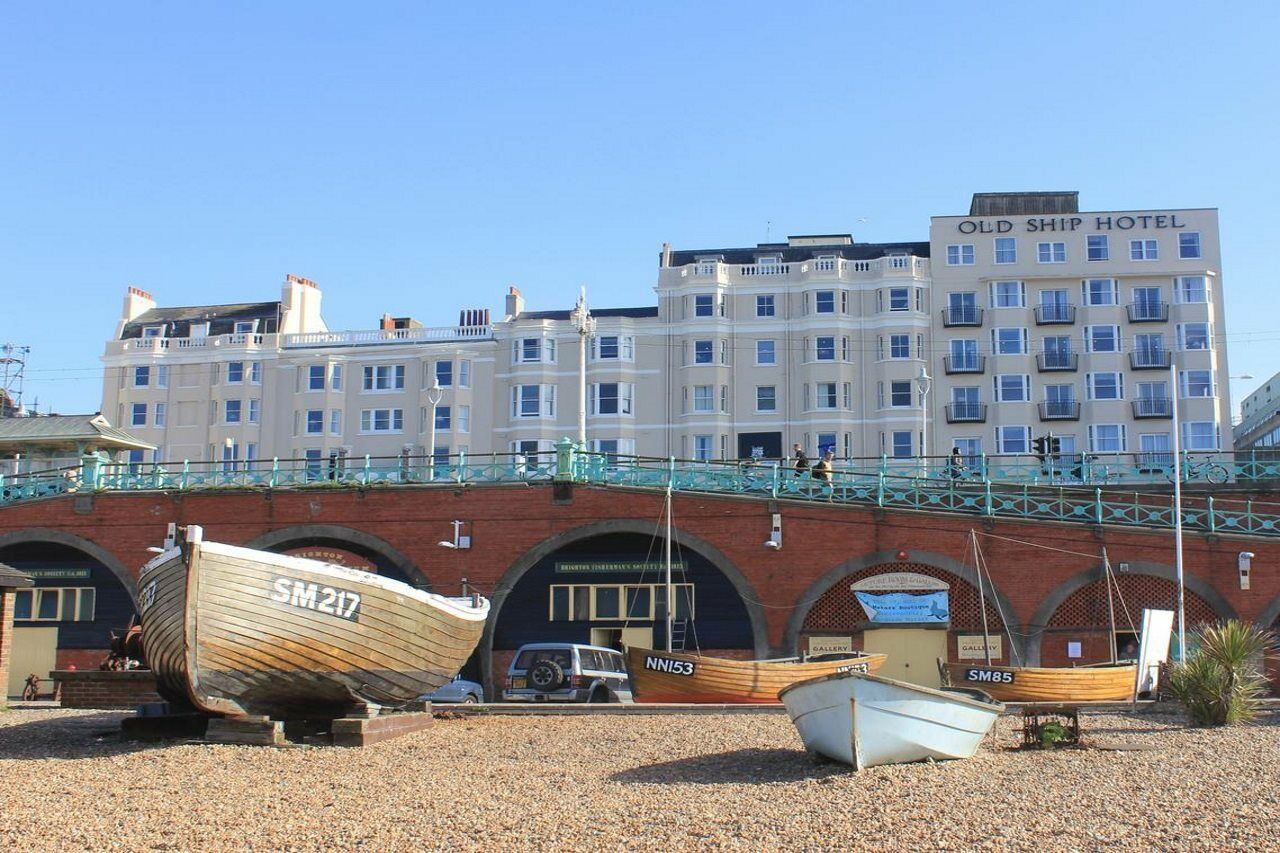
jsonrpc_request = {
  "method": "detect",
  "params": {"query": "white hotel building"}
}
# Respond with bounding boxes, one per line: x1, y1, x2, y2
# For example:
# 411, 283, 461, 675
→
101, 192, 1230, 470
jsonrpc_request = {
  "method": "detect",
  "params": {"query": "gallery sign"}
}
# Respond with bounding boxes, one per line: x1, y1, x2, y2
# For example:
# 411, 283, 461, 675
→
851, 572, 948, 592
806, 635, 853, 656
957, 635, 1003, 660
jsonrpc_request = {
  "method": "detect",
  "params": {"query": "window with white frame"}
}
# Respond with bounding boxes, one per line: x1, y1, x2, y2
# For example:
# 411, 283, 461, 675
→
1177, 322, 1211, 351
13, 587, 96, 622
814, 382, 838, 410
992, 327, 1028, 355
363, 365, 405, 391
814, 290, 836, 314
889, 334, 910, 359
694, 294, 715, 317
233, 320, 256, 335
224, 400, 242, 424
994, 374, 1030, 402
994, 237, 1017, 264
133, 366, 150, 387
512, 385, 555, 417
1084, 325, 1120, 353
330, 364, 342, 391
156, 365, 169, 388
360, 408, 404, 432
305, 409, 323, 434
946, 244, 975, 265
250, 362, 261, 384
888, 287, 910, 311
1086, 234, 1109, 261
693, 340, 713, 364
1086, 372, 1123, 400
1179, 232, 1202, 259
435, 361, 453, 388
458, 359, 472, 386
756, 340, 776, 365
226, 361, 245, 384
591, 382, 634, 415
1175, 276, 1209, 303
154, 403, 166, 427
435, 406, 451, 431
890, 381, 912, 407
1130, 239, 1158, 260
693, 435, 714, 461
1089, 424, 1127, 452
815, 336, 836, 361
515, 337, 556, 364
1037, 242, 1067, 263
891, 431, 913, 458
1181, 421, 1219, 450
692, 385, 714, 412
1083, 278, 1117, 306
131, 402, 147, 427
996, 426, 1030, 454
756, 386, 776, 412
328, 408, 340, 434
1180, 370, 1215, 398
141, 325, 163, 339
457, 405, 470, 433
756, 295, 775, 317
308, 365, 326, 391
991, 281, 1025, 308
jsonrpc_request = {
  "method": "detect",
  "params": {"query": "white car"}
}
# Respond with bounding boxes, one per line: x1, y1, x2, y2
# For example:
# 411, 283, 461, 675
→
422, 675, 485, 704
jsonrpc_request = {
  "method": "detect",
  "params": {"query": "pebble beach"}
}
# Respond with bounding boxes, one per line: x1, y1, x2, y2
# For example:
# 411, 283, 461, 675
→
1, 707, 1276, 851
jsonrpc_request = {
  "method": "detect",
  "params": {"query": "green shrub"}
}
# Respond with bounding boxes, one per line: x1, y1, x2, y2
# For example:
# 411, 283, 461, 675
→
1167, 620, 1273, 726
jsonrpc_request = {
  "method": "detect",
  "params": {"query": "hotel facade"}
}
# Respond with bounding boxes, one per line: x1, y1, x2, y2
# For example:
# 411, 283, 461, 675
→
101, 192, 1230, 471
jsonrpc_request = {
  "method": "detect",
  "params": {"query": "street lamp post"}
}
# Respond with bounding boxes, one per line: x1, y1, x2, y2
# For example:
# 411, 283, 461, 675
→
569, 287, 596, 448
427, 378, 443, 480
915, 366, 932, 474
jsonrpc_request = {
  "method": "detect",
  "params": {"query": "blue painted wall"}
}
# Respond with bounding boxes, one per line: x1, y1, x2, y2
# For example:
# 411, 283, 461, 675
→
1, 543, 135, 650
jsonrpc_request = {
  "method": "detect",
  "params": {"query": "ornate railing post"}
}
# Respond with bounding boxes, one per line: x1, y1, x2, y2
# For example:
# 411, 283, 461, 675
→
770, 462, 779, 500
457, 450, 467, 484
983, 480, 993, 516
1206, 496, 1216, 534
553, 437, 578, 482
80, 453, 102, 490
1094, 488, 1104, 524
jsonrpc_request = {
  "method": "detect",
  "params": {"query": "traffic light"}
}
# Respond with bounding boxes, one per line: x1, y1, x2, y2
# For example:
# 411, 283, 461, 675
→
1049, 435, 1062, 455
1032, 435, 1050, 463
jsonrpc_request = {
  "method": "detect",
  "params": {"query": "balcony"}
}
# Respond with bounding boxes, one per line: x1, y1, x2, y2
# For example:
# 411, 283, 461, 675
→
109, 333, 271, 355
945, 402, 987, 423
943, 354, 986, 374
1132, 398, 1173, 419
669, 255, 930, 286
1036, 352, 1079, 372
282, 324, 494, 349
1034, 304, 1077, 325
942, 306, 983, 327
1038, 401, 1081, 421
1127, 301, 1169, 322
1130, 350, 1172, 370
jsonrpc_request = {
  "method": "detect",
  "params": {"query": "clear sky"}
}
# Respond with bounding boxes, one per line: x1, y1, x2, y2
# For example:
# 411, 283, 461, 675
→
3, 2, 1278, 415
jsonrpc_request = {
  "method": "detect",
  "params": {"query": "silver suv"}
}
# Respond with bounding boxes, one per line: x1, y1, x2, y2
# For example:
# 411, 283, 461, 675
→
503, 643, 632, 703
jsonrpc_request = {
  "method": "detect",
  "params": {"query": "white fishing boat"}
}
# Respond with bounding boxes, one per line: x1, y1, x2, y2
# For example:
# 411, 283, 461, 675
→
780, 670, 1003, 769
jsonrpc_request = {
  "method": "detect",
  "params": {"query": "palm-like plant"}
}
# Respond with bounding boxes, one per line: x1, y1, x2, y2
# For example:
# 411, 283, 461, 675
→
1167, 620, 1275, 726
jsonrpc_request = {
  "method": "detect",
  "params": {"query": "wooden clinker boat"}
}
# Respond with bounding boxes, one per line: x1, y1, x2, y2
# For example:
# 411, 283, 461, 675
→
626, 646, 887, 704
139, 525, 489, 718
940, 661, 1137, 703
781, 670, 1003, 769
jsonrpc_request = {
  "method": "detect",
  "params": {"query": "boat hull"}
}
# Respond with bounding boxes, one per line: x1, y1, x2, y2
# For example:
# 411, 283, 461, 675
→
626, 647, 887, 704
780, 671, 1003, 769
942, 662, 1137, 703
139, 535, 489, 718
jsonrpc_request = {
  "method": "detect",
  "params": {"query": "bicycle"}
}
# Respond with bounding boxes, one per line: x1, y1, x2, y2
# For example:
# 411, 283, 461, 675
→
1166, 455, 1229, 485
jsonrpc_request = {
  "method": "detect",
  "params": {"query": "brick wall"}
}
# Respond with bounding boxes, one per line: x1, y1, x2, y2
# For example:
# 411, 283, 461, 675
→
53, 670, 161, 709
0, 589, 12, 707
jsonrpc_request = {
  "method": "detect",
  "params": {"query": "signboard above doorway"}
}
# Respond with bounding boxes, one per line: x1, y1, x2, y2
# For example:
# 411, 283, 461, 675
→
851, 572, 949, 592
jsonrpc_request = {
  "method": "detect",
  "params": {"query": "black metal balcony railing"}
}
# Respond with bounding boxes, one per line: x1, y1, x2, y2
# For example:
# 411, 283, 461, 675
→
1132, 397, 1173, 418
1036, 352, 1079, 371
1130, 350, 1172, 369
1127, 301, 1170, 322
1038, 400, 1081, 420
945, 402, 987, 423
942, 306, 983, 327
943, 354, 986, 374
1035, 304, 1077, 325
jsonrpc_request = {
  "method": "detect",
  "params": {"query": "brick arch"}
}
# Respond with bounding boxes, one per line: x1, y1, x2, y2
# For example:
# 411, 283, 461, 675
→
781, 549, 1022, 663
243, 525, 427, 588
478, 519, 768, 693
0, 528, 138, 604
801, 562, 1003, 633
1258, 595, 1280, 632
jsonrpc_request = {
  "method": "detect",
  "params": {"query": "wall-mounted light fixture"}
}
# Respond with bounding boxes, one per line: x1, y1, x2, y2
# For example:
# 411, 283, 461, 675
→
1238, 551, 1255, 590
764, 513, 782, 550
438, 520, 471, 550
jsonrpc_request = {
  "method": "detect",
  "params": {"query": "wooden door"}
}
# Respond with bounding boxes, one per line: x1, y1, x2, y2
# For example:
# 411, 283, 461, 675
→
863, 628, 948, 687
7, 626, 58, 698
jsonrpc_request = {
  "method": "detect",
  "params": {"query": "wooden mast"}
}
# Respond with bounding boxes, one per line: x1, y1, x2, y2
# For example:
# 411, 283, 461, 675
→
972, 529, 992, 665
1103, 548, 1118, 665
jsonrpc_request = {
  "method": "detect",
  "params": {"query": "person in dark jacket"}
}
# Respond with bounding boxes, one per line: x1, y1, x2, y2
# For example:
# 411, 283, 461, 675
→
792, 443, 809, 477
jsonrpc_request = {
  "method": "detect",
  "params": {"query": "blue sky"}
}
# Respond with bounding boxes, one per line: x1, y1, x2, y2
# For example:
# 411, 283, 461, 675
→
3, 2, 1278, 414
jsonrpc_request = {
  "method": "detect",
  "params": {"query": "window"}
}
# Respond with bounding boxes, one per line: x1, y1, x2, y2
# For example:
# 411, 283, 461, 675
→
595, 335, 619, 359
692, 385, 714, 412
693, 340, 713, 364
1181, 421, 1219, 450
815, 337, 836, 361
1133, 286, 1163, 310
224, 400, 242, 424
1134, 333, 1165, 362
142, 326, 163, 339
154, 403, 167, 427
250, 362, 262, 384
1130, 239, 1158, 261
156, 365, 169, 388
360, 408, 404, 432
226, 362, 244, 384
1089, 424, 1127, 452
889, 334, 911, 359
694, 294, 715, 317
947, 244, 975, 265
234, 320, 256, 335
992, 281, 1025, 308
950, 338, 979, 367
1179, 232, 1202, 259
458, 359, 472, 386
693, 435, 713, 461
756, 386, 776, 412
814, 382, 838, 410
435, 406, 451, 430
997, 426, 1030, 454
548, 583, 693, 622
1084, 325, 1120, 353
890, 381, 912, 407
308, 365, 326, 390
948, 292, 978, 324
1180, 370, 1215, 398
13, 587, 95, 623
131, 403, 147, 427
435, 361, 453, 388
1045, 383, 1075, 404
888, 287, 910, 311
1175, 276, 1209, 303
133, 366, 150, 388
815, 291, 836, 314
515, 337, 555, 363
994, 375, 1030, 402
592, 383, 633, 415
1083, 278, 1117, 306
305, 409, 323, 434
363, 365, 405, 391
994, 237, 1017, 264
891, 431, 913, 458
329, 364, 341, 391
512, 385, 555, 417
756, 340, 776, 365
304, 448, 323, 481
1087, 372, 1123, 400
457, 405, 470, 433
1037, 242, 1067, 263
1086, 235, 1109, 261
756, 295, 775, 317
1178, 322, 1211, 351
992, 327, 1028, 355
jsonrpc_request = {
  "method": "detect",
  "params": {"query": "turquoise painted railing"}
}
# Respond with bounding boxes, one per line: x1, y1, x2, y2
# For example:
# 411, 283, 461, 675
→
5, 445, 1280, 537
